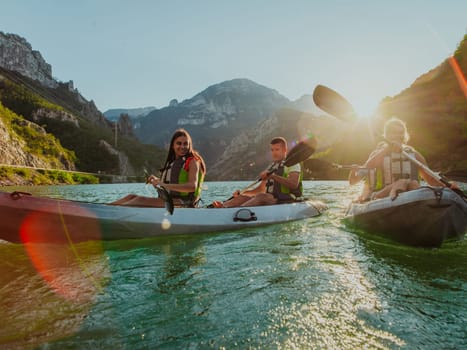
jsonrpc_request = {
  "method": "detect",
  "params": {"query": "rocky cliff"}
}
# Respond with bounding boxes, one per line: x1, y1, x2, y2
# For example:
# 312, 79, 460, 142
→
0, 115, 50, 168
0, 32, 57, 88
0, 31, 107, 127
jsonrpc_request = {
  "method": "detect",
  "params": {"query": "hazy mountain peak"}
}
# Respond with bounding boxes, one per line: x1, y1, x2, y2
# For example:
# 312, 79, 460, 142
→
187, 78, 287, 103
103, 106, 157, 121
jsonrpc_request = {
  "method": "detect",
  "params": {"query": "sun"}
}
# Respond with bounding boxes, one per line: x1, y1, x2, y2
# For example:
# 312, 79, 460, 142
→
352, 99, 378, 119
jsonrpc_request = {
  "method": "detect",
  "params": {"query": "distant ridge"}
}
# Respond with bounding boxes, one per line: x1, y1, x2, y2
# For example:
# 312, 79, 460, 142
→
104, 106, 157, 121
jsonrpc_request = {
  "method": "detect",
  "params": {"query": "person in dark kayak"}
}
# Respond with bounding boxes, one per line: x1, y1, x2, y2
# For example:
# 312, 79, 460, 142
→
110, 128, 206, 207
212, 137, 302, 207
349, 117, 456, 201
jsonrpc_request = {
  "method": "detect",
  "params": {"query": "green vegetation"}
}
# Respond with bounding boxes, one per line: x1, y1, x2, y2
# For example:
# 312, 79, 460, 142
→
0, 78, 63, 116
0, 166, 99, 185
453, 34, 466, 61
0, 101, 76, 168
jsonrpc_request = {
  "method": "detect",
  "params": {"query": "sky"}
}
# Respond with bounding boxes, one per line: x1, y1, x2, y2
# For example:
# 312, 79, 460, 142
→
1, 0, 466, 116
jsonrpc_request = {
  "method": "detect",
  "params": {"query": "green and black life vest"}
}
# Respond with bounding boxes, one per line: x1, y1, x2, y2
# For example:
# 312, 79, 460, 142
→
161, 156, 204, 206
265, 162, 303, 201
369, 148, 419, 191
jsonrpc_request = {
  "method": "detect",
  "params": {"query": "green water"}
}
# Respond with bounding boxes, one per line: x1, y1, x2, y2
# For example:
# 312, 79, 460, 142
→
0, 181, 466, 349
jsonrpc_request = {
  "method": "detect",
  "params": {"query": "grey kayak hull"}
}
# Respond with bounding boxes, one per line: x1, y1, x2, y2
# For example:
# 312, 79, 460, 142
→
344, 187, 467, 247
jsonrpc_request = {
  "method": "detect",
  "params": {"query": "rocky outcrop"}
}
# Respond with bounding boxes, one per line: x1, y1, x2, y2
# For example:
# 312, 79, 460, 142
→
32, 108, 80, 128
116, 113, 134, 137
0, 117, 64, 169
99, 140, 136, 176
0, 31, 58, 88
75, 97, 108, 126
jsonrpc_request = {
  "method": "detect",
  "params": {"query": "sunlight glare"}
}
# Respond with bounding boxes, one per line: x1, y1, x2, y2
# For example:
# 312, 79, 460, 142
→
353, 99, 378, 119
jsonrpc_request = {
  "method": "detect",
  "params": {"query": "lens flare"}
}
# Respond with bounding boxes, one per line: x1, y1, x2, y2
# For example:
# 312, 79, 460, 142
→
19, 201, 105, 302
448, 55, 467, 98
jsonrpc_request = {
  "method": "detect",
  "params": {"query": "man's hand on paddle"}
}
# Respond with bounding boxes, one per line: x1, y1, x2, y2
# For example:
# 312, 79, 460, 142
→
259, 170, 272, 180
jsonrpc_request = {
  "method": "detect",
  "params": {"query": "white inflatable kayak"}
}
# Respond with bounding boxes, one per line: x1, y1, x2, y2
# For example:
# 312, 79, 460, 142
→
345, 186, 467, 247
0, 191, 327, 243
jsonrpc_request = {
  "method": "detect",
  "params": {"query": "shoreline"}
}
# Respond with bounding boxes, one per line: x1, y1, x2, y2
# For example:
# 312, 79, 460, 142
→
0, 165, 146, 186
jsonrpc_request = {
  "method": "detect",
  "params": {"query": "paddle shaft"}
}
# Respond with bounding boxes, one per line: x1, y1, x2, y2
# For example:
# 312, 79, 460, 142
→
401, 150, 450, 187
225, 164, 278, 200
399, 150, 466, 199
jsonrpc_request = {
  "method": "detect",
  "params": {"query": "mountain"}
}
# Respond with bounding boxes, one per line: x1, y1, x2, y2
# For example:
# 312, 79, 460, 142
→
134, 78, 291, 168
132, 79, 358, 179
208, 108, 344, 180
0, 31, 165, 178
104, 106, 157, 121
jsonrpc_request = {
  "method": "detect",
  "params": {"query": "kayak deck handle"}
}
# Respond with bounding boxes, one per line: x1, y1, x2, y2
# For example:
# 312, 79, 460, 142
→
233, 209, 257, 222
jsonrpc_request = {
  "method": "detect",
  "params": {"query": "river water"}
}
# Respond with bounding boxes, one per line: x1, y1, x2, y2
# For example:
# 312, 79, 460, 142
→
1, 181, 466, 349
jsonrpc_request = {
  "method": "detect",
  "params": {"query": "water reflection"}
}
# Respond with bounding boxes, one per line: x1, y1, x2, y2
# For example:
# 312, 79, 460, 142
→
0, 241, 109, 349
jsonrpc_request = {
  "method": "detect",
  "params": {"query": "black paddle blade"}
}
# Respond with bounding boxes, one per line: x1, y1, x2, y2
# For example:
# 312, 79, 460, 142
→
284, 137, 317, 167
156, 185, 174, 215
313, 85, 357, 123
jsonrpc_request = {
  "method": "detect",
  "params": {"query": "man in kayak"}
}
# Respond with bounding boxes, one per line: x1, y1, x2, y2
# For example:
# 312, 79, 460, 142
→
110, 128, 206, 207
213, 137, 302, 207
349, 117, 456, 201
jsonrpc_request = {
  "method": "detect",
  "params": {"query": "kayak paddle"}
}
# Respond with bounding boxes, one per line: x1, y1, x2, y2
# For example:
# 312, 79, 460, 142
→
312, 85, 467, 200
312, 85, 357, 123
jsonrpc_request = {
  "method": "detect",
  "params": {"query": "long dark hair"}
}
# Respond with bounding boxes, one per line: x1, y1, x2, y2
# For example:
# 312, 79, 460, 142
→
160, 128, 206, 175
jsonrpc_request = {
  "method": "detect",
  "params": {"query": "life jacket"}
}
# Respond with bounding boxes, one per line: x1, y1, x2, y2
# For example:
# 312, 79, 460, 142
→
161, 156, 204, 206
265, 162, 303, 201
369, 147, 419, 191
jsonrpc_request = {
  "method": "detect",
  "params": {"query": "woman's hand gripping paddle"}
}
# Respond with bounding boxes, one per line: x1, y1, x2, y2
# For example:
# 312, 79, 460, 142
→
312, 85, 467, 200
144, 170, 175, 215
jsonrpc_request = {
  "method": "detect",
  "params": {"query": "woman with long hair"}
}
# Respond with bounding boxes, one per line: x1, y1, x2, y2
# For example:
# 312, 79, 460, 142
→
110, 128, 206, 207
